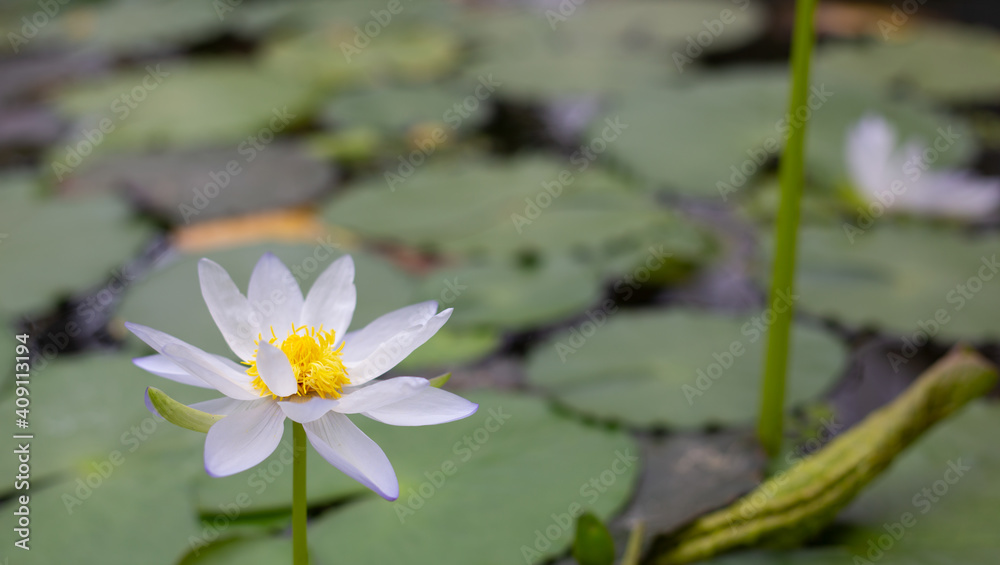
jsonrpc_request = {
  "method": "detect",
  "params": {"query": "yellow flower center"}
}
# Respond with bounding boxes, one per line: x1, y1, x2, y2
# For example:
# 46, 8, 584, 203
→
245, 324, 350, 399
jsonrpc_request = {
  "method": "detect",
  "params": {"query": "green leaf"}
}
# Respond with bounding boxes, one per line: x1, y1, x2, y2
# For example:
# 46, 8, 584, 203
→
574, 512, 616, 565
147, 387, 222, 433
427, 373, 452, 388
189, 391, 640, 565
526, 309, 845, 428
0, 174, 155, 316
763, 224, 1000, 340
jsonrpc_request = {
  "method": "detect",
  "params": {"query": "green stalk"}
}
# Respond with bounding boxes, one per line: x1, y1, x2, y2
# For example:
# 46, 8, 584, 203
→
758, 0, 820, 457
292, 422, 309, 565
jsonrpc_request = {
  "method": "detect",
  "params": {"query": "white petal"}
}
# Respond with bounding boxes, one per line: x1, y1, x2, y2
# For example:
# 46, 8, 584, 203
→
333, 377, 428, 414
133, 354, 212, 388
363, 387, 479, 426
341, 301, 439, 362
199, 259, 259, 359
247, 253, 304, 341
126, 322, 259, 400
344, 308, 452, 386
255, 342, 299, 397
846, 115, 895, 197
304, 412, 398, 500
204, 401, 285, 477
278, 396, 339, 423
300, 255, 356, 339
189, 397, 265, 416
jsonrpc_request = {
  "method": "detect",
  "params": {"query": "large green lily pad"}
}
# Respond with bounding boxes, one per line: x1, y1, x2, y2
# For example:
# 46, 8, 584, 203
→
595, 70, 976, 196
118, 243, 417, 361
462, 0, 764, 98
0, 353, 209, 484
61, 142, 332, 224
689, 401, 1000, 565
0, 174, 155, 316
323, 157, 712, 280
815, 24, 1000, 104
526, 309, 845, 428
188, 391, 640, 565
53, 60, 318, 153
768, 224, 1000, 340
413, 256, 606, 331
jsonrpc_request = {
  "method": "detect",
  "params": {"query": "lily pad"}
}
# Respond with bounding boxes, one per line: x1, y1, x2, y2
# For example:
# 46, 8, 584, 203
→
34, 0, 225, 56
53, 60, 318, 153
768, 224, 1000, 340
118, 243, 417, 361
189, 391, 640, 565
525, 309, 845, 428
323, 157, 712, 281
0, 174, 155, 316
815, 24, 1000, 104
322, 83, 489, 134
462, 0, 765, 99
688, 402, 1000, 565
594, 70, 976, 196
60, 141, 333, 224
414, 256, 606, 331
0, 353, 209, 484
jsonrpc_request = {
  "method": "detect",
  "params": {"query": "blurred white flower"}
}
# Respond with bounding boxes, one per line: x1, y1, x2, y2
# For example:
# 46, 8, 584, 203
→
127, 253, 477, 500
845, 115, 1000, 219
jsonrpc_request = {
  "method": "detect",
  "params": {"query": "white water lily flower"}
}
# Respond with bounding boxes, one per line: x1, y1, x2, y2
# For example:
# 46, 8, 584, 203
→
846, 115, 1000, 219
126, 253, 478, 500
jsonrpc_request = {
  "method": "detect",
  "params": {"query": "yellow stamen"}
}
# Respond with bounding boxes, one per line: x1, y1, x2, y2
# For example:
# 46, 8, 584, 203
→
244, 324, 350, 399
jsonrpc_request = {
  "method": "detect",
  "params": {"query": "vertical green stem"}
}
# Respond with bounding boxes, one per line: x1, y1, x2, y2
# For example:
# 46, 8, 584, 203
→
292, 422, 309, 565
758, 0, 819, 457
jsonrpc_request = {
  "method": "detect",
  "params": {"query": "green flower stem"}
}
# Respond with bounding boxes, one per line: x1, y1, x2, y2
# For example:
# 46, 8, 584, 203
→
292, 422, 309, 565
758, 0, 820, 457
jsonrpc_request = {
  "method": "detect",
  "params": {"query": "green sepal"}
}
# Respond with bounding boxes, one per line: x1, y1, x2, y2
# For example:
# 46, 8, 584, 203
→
146, 387, 223, 433
428, 372, 452, 388
573, 512, 616, 565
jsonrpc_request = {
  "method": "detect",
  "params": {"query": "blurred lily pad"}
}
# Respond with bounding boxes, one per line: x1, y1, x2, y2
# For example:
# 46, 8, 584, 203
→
54, 60, 318, 153
322, 83, 488, 134
595, 70, 976, 196
0, 353, 209, 484
189, 391, 640, 565
261, 25, 461, 89
526, 310, 845, 428
462, 0, 764, 99
815, 24, 1000, 104
0, 174, 155, 316
118, 243, 416, 360
415, 256, 606, 331
689, 402, 1000, 565
767, 225, 1000, 341
34, 0, 224, 56
323, 157, 712, 281
60, 142, 333, 224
